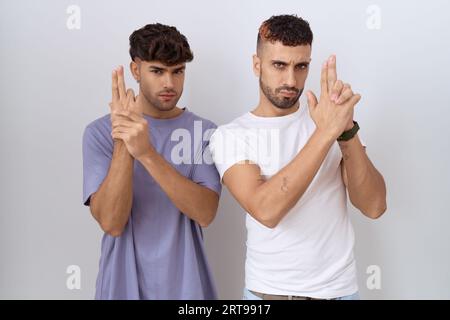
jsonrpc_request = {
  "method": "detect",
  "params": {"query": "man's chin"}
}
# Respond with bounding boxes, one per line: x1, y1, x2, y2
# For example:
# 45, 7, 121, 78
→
274, 104, 296, 110
272, 98, 299, 110
155, 104, 177, 112
152, 99, 179, 112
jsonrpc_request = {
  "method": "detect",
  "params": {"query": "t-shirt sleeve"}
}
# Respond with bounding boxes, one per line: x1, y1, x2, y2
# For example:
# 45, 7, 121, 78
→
82, 124, 113, 206
209, 126, 257, 182
190, 126, 222, 196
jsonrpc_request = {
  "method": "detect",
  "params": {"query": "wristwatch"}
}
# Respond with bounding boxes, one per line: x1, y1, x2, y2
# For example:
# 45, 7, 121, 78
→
337, 121, 359, 141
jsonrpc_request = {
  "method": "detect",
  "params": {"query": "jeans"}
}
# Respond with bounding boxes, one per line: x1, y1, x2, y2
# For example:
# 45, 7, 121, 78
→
242, 288, 360, 300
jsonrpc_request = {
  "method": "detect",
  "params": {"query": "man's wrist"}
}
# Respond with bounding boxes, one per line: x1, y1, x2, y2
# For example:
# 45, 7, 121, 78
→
314, 128, 338, 145
338, 134, 358, 147
113, 140, 132, 158
344, 120, 354, 131
136, 146, 157, 163
337, 121, 359, 142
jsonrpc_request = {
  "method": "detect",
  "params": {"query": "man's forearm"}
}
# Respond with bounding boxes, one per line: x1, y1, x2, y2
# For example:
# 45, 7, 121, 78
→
137, 148, 219, 227
250, 129, 336, 227
90, 140, 134, 236
339, 134, 387, 218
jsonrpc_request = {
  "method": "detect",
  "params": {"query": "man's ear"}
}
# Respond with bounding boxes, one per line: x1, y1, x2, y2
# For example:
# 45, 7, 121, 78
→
130, 60, 140, 83
252, 54, 261, 77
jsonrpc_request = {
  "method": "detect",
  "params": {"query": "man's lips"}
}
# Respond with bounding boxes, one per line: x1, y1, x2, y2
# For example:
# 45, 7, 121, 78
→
159, 93, 176, 100
279, 90, 298, 98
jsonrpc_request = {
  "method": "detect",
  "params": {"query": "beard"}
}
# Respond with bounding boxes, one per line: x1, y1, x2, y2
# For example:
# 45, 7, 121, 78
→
259, 75, 303, 110
140, 85, 182, 112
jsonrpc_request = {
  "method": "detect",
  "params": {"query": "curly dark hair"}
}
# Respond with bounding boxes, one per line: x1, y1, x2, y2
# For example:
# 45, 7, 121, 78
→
129, 23, 193, 66
257, 15, 313, 52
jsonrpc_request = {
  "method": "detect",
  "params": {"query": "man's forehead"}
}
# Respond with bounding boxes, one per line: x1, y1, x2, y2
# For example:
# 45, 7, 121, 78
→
137, 59, 185, 69
261, 41, 312, 62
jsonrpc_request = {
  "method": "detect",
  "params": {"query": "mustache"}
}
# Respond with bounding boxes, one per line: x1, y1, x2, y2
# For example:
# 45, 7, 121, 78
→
275, 86, 300, 94
158, 89, 177, 95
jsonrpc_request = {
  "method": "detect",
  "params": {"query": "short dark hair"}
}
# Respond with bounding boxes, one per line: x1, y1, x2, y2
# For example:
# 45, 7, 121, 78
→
257, 15, 313, 53
129, 23, 193, 65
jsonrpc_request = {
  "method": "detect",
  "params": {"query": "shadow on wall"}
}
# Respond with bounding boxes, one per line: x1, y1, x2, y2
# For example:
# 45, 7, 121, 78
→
351, 206, 385, 299
204, 188, 247, 299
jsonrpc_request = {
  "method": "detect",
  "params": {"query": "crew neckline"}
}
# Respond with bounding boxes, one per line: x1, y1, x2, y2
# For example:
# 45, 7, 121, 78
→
143, 107, 189, 125
246, 105, 305, 123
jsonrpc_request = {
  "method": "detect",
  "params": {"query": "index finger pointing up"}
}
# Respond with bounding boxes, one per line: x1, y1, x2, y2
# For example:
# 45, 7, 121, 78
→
117, 65, 127, 100
320, 60, 328, 97
327, 55, 337, 94
112, 70, 119, 102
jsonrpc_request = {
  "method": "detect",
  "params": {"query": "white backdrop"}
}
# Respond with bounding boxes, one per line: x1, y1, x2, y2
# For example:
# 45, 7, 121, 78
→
1, 0, 449, 299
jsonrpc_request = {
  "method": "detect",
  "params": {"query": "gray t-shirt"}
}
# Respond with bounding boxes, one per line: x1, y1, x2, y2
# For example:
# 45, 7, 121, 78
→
82, 108, 221, 299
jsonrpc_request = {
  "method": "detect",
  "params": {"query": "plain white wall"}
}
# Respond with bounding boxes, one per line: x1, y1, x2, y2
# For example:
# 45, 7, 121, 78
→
1, 0, 449, 299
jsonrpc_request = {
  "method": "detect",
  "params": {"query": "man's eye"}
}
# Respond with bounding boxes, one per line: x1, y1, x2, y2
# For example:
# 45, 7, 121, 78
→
296, 64, 308, 70
151, 70, 162, 74
174, 69, 184, 74
274, 63, 284, 69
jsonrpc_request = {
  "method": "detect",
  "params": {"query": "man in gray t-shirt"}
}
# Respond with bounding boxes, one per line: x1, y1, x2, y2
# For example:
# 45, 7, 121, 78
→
82, 23, 221, 299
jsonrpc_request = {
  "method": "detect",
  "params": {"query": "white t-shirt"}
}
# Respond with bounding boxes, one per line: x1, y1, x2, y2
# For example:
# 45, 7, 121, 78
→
209, 105, 364, 299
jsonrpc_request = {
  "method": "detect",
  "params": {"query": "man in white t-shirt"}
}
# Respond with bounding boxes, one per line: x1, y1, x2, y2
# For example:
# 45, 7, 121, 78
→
209, 14, 387, 300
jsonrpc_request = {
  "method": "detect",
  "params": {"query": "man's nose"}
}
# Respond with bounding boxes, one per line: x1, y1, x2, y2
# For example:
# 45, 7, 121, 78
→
163, 74, 175, 89
284, 69, 297, 88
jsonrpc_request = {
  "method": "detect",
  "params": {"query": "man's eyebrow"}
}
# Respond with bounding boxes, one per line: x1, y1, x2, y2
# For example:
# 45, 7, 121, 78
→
271, 60, 288, 65
149, 65, 166, 71
271, 60, 311, 65
173, 66, 186, 72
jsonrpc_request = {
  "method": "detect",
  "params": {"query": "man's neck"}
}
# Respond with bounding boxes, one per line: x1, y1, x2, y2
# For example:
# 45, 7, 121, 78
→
143, 106, 184, 119
138, 95, 184, 119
